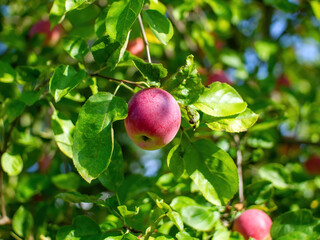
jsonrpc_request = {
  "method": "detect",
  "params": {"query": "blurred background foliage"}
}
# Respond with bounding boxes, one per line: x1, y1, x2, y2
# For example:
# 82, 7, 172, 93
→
0, 0, 320, 239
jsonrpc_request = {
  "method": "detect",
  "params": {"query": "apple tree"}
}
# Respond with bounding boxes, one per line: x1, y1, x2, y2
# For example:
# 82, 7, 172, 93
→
0, 0, 320, 239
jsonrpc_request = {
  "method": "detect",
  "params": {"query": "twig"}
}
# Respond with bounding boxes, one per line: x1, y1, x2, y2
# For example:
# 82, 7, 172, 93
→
138, 14, 152, 63
0, 117, 19, 156
0, 170, 10, 225
90, 73, 146, 89
234, 134, 244, 203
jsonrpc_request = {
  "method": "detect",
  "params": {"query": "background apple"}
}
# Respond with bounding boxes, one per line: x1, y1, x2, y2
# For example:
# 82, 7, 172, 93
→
125, 88, 181, 150
127, 37, 144, 57
206, 70, 232, 86
38, 154, 53, 173
29, 20, 64, 46
276, 74, 291, 88
233, 209, 273, 240
304, 155, 320, 175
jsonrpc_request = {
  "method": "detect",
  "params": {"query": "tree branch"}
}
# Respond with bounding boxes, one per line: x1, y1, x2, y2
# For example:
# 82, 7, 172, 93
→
234, 134, 244, 204
90, 73, 145, 89
138, 14, 152, 63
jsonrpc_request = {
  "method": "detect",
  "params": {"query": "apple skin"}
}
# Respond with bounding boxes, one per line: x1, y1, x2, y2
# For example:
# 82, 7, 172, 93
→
304, 155, 320, 175
127, 38, 144, 57
38, 155, 53, 173
233, 209, 273, 240
29, 20, 64, 46
125, 88, 181, 150
276, 74, 291, 88
206, 70, 232, 86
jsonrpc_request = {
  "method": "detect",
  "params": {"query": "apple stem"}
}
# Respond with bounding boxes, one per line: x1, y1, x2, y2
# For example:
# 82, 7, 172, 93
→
138, 14, 152, 64
234, 134, 244, 203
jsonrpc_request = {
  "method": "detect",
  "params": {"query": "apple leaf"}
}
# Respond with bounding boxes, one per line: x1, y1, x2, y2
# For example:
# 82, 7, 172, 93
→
0, 98, 25, 123
49, 0, 65, 27
182, 138, 238, 206
19, 90, 43, 106
204, 0, 232, 21
263, 0, 299, 12
91, 35, 126, 69
131, 55, 167, 87
12, 206, 34, 238
164, 55, 204, 105
181, 206, 220, 231
143, 9, 174, 45
98, 142, 124, 192
1, 152, 23, 176
0, 61, 16, 83
194, 82, 247, 117
258, 163, 291, 189
52, 172, 81, 191
62, 36, 89, 61
271, 209, 320, 239
72, 92, 127, 183
56, 192, 100, 203
311, 1, 320, 21
106, 0, 144, 44
51, 111, 74, 159
245, 181, 273, 205
49, 65, 86, 103
204, 108, 259, 132
95, 7, 109, 38
167, 144, 184, 179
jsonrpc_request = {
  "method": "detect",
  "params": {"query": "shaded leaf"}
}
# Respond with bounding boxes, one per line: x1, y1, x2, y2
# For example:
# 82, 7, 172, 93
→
167, 144, 184, 179
1, 152, 23, 176
12, 206, 33, 238
52, 172, 81, 191
258, 163, 291, 189
63, 36, 89, 61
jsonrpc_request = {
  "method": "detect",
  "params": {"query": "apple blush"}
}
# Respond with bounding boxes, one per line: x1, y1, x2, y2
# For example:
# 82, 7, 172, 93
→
125, 88, 181, 150
233, 209, 273, 240
304, 155, 320, 175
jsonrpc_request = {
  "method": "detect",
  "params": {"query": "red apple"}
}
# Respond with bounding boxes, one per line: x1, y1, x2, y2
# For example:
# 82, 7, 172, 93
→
206, 70, 232, 86
233, 209, 273, 240
127, 38, 144, 57
125, 88, 181, 150
38, 155, 53, 173
276, 74, 291, 88
29, 20, 64, 46
304, 155, 320, 175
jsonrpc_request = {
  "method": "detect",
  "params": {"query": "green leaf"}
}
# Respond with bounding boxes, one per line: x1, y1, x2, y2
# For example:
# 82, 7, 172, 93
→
182, 138, 238, 206
19, 90, 43, 106
56, 215, 101, 240
49, 0, 66, 27
66, 0, 93, 12
176, 231, 199, 240
311, 1, 320, 20
17, 174, 50, 202
91, 35, 124, 69
271, 209, 320, 238
170, 196, 197, 212
16, 66, 40, 84
277, 232, 309, 240
263, 0, 299, 12
52, 172, 81, 191
132, 56, 167, 87
1, 153, 23, 176
245, 181, 273, 205
98, 142, 124, 191
0, 61, 16, 83
62, 36, 89, 61
117, 205, 139, 217
106, 0, 144, 44
181, 206, 219, 231
49, 65, 86, 102
56, 192, 100, 203
0, 98, 25, 122
12, 206, 34, 238
194, 82, 247, 117
143, 9, 174, 45
51, 110, 75, 159
254, 41, 278, 61
164, 55, 204, 105
204, 0, 232, 20
220, 50, 243, 68
167, 144, 184, 179
72, 92, 127, 183
258, 163, 291, 189
95, 7, 109, 37
204, 108, 259, 132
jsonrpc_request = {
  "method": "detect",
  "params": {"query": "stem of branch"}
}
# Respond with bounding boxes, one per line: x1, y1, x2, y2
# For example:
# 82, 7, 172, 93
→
0, 170, 10, 225
90, 73, 146, 89
234, 134, 244, 204
138, 14, 152, 63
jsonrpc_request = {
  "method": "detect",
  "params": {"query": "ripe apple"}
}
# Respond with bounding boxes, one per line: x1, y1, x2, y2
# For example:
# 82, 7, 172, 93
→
304, 155, 320, 175
206, 70, 232, 86
276, 74, 291, 88
125, 88, 181, 150
29, 20, 64, 46
233, 209, 273, 240
127, 38, 144, 57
